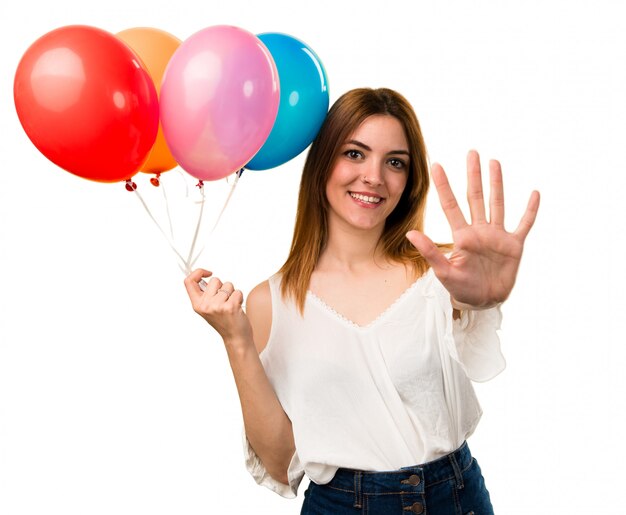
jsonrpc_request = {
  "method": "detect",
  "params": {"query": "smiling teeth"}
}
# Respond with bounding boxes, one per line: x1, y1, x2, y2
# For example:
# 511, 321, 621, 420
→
350, 193, 382, 204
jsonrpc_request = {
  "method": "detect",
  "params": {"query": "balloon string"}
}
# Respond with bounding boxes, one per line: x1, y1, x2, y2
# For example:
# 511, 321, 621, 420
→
211, 168, 243, 232
190, 168, 244, 267
186, 182, 206, 271
190, 245, 205, 270
132, 187, 190, 272
161, 180, 175, 241
176, 169, 190, 198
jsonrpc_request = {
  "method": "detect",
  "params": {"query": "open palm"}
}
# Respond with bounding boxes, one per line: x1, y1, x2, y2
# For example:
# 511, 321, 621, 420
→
406, 150, 540, 309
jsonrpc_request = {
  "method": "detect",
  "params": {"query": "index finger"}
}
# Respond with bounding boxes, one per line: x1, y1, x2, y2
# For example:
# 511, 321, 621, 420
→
184, 269, 213, 301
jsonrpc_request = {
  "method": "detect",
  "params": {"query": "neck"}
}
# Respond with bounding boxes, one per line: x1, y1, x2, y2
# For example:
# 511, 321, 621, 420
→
317, 220, 388, 273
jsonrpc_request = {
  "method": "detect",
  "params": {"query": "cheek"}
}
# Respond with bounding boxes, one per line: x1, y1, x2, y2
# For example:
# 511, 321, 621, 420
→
325, 165, 352, 197
324, 181, 336, 202
385, 174, 409, 211
392, 173, 409, 197
324, 177, 344, 208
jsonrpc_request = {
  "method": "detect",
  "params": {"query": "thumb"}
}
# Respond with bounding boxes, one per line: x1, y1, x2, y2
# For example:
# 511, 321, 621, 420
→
405, 230, 450, 277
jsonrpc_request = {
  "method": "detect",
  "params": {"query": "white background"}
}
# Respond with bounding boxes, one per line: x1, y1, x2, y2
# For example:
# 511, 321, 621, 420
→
1, 1, 625, 513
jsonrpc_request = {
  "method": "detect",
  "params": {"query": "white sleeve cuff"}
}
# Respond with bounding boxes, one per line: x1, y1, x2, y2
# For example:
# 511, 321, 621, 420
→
242, 429, 303, 498
448, 304, 506, 382
430, 270, 506, 382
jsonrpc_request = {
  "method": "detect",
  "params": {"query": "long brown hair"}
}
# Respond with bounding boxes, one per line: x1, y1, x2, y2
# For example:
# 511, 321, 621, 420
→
279, 88, 441, 312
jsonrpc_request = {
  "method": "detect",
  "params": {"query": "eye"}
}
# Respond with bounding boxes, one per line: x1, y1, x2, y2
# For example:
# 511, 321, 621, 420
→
344, 149, 364, 160
388, 158, 407, 169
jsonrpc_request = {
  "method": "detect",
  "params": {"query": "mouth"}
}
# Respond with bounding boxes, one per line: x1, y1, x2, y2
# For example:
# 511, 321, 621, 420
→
349, 192, 384, 205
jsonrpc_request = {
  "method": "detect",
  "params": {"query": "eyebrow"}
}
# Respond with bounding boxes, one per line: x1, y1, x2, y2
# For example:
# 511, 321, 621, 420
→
345, 139, 410, 156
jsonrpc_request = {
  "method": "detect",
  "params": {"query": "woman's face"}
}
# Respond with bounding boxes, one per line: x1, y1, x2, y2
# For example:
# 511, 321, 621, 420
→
325, 114, 410, 234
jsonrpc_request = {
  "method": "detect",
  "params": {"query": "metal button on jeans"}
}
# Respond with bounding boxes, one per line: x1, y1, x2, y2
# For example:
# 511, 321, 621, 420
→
404, 501, 423, 514
401, 473, 421, 486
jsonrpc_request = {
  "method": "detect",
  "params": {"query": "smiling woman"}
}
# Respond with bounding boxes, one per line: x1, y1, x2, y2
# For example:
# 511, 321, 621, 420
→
325, 115, 409, 234
183, 88, 540, 515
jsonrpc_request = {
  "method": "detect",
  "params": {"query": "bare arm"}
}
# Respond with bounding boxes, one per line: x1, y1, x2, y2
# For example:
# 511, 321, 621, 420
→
184, 271, 295, 485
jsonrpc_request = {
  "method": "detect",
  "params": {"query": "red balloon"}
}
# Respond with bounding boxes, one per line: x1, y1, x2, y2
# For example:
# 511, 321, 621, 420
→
14, 25, 159, 183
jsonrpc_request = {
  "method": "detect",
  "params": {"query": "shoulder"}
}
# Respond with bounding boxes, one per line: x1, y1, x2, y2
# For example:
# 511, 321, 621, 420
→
246, 280, 272, 355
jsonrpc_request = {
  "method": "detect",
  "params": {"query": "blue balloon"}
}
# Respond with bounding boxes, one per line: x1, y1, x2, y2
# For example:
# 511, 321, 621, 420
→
246, 33, 329, 170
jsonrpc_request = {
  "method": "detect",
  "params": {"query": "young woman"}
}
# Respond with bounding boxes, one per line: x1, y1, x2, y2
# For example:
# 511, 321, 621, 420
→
184, 88, 540, 514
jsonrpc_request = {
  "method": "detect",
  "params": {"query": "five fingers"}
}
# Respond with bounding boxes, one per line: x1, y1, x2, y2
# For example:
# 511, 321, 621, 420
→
433, 150, 538, 239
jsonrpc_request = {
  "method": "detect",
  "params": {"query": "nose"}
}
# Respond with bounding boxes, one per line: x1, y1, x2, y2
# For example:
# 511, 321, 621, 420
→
361, 160, 384, 186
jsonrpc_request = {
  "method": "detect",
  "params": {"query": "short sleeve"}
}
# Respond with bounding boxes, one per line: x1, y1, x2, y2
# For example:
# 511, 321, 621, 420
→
429, 271, 506, 382
242, 429, 304, 498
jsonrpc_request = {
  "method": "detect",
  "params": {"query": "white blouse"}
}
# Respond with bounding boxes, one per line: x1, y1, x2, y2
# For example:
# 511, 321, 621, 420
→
242, 267, 505, 498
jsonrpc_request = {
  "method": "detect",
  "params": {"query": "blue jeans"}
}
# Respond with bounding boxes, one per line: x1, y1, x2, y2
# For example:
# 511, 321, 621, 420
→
300, 441, 494, 514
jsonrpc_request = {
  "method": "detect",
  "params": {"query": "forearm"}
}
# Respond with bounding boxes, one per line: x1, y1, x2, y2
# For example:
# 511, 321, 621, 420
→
225, 339, 296, 485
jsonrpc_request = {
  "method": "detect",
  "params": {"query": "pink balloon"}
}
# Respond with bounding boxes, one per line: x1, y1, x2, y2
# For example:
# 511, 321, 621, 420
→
160, 25, 279, 181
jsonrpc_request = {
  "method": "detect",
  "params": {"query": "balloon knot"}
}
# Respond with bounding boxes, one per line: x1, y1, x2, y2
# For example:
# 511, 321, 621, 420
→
237, 168, 244, 178
196, 180, 204, 189
125, 180, 137, 192
150, 173, 161, 187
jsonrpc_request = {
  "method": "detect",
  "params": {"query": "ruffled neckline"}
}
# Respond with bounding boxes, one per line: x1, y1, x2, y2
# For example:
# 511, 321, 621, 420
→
306, 269, 432, 330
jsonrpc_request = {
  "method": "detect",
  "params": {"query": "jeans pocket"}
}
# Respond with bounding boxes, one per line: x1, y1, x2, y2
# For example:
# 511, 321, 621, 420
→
458, 458, 494, 515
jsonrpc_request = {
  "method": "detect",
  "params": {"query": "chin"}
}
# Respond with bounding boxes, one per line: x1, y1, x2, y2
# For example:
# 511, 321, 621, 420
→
346, 217, 385, 232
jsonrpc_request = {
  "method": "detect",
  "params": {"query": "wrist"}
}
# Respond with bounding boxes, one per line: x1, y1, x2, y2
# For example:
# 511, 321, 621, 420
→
450, 296, 503, 311
224, 335, 255, 357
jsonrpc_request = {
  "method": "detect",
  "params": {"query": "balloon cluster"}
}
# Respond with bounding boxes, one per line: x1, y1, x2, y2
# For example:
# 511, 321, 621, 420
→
14, 25, 329, 185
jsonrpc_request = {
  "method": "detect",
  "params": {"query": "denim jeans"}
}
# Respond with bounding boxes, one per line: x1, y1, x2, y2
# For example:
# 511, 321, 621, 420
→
300, 441, 494, 515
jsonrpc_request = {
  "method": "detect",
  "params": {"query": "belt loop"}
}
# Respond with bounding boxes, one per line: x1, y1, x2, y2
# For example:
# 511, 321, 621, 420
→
448, 451, 464, 490
353, 470, 362, 508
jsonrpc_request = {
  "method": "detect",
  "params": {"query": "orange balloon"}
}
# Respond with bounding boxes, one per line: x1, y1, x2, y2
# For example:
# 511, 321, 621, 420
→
117, 27, 181, 174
